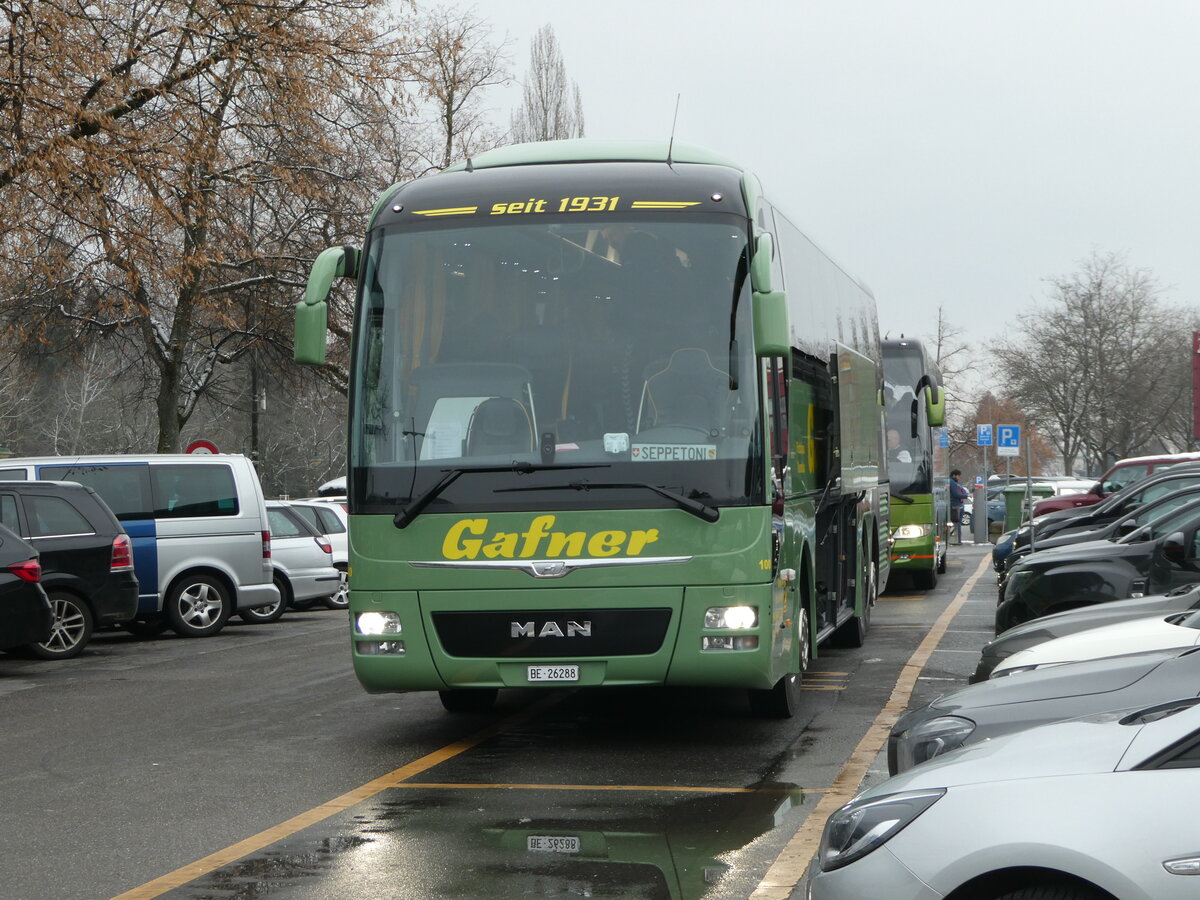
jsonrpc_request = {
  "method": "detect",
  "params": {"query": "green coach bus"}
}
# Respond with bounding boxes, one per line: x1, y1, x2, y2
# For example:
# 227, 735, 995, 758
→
882, 338, 947, 589
294, 139, 890, 717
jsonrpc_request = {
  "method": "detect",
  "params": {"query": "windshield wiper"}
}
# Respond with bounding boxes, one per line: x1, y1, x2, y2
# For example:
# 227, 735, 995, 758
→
394, 462, 608, 529
498, 480, 719, 522
892, 492, 916, 504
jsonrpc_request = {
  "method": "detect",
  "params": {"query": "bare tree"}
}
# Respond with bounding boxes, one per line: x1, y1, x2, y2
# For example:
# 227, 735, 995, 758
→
993, 251, 1187, 475
509, 24, 584, 143
0, 0, 412, 452
405, 6, 510, 170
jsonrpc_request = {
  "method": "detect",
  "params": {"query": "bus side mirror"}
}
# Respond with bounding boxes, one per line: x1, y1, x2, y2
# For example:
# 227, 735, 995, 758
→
924, 384, 945, 427
753, 290, 789, 356
750, 232, 773, 293
295, 246, 359, 365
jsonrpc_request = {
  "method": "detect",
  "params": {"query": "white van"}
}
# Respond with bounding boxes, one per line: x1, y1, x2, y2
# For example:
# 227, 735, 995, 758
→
0, 454, 278, 637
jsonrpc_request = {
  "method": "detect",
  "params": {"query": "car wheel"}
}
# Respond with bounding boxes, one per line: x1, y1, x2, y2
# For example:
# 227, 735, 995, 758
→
240, 575, 288, 624
992, 885, 1106, 900
438, 688, 498, 713
28, 591, 93, 660
165, 574, 232, 637
324, 564, 349, 610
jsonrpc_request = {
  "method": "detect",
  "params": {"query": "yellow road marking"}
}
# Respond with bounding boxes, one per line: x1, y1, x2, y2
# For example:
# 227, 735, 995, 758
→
109, 693, 566, 900
392, 782, 807, 794
749, 551, 992, 900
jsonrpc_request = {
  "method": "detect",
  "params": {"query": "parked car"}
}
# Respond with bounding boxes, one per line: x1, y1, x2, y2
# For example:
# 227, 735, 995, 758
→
0, 480, 139, 658
283, 498, 348, 608
972, 582, 1200, 681
996, 499, 1200, 631
995, 465, 1200, 575
252, 501, 339, 622
892, 644, 1200, 774
996, 488, 1200, 595
1030, 451, 1200, 518
0, 454, 278, 637
813, 699, 1200, 899
0, 523, 51, 652
990, 608, 1200, 679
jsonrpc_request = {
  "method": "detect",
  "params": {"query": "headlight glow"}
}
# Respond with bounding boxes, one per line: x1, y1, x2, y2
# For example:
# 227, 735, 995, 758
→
893, 716, 976, 772
892, 524, 932, 540
357, 611, 401, 635
704, 606, 758, 629
819, 788, 946, 871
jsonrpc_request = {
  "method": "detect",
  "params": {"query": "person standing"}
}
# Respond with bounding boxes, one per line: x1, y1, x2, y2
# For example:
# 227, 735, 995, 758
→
949, 469, 970, 544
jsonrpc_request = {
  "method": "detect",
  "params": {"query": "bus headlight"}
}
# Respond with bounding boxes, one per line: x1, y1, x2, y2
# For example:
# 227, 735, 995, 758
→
892, 524, 932, 540
705, 606, 758, 629
357, 611, 401, 635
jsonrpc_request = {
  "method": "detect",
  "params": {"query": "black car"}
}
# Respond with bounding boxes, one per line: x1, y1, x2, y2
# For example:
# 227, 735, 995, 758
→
996, 499, 1200, 632
973, 581, 1200, 681
0, 522, 52, 651
890, 644, 1200, 775
996, 465, 1200, 572
0, 480, 139, 658
997, 489, 1200, 594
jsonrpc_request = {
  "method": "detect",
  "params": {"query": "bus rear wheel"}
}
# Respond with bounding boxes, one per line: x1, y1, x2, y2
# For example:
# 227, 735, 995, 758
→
438, 688, 498, 713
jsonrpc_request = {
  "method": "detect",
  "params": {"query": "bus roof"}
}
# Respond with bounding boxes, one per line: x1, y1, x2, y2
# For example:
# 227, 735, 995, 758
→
443, 139, 744, 173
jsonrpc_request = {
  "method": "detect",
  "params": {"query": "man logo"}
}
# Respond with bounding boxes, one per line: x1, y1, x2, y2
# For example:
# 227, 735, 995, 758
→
511, 620, 592, 638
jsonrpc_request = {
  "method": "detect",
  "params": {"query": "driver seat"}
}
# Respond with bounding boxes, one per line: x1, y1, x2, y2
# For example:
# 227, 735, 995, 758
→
636, 348, 730, 433
465, 397, 535, 456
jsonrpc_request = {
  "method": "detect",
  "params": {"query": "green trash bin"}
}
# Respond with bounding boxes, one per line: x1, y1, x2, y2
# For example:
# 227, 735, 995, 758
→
1002, 483, 1056, 532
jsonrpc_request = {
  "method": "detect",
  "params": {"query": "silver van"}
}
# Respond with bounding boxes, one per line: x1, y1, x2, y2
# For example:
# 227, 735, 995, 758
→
0, 454, 278, 637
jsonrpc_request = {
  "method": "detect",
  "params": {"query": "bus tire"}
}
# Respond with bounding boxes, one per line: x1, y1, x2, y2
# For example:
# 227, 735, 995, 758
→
749, 672, 801, 718
165, 574, 232, 638
832, 555, 875, 648
438, 688, 498, 713
936, 545, 947, 574
913, 564, 938, 590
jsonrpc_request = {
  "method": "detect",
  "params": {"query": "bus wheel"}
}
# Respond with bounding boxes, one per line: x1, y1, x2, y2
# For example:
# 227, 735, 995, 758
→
439, 688, 498, 713
936, 545, 947, 574
798, 607, 811, 673
749, 672, 802, 718
913, 563, 938, 590
833, 556, 874, 648
166, 574, 232, 638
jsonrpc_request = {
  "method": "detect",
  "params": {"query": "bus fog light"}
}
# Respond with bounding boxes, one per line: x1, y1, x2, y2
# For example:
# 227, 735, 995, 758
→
358, 640, 405, 655
705, 606, 758, 629
702, 635, 759, 651
357, 611, 401, 635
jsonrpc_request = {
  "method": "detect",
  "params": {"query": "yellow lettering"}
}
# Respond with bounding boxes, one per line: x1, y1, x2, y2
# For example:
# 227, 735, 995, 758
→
588, 531, 625, 557
520, 515, 556, 557
489, 203, 507, 215
483, 532, 520, 558
625, 529, 659, 555
506, 201, 525, 214
443, 519, 487, 559
546, 532, 587, 557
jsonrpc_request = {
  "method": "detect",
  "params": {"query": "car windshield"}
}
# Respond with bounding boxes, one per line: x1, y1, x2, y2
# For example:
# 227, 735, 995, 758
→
1120, 500, 1200, 543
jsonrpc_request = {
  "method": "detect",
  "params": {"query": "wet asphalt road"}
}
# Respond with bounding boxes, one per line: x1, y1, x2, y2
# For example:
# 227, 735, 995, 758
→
0, 542, 998, 900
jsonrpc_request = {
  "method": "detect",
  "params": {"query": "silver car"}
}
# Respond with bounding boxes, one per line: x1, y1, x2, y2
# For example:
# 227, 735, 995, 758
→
243, 502, 338, 623
811, 699, 1200, 899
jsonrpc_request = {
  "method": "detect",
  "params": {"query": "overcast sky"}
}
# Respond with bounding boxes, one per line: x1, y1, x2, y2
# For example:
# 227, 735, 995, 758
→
481, 0, 1200, 356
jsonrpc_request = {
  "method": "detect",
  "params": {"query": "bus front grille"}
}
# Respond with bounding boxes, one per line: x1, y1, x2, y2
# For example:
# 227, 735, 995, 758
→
431, 608, 672, 658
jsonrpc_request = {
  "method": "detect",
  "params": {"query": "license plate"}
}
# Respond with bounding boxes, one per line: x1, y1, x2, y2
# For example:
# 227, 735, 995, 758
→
527, 835, 580, 853
527, 664, 579, 682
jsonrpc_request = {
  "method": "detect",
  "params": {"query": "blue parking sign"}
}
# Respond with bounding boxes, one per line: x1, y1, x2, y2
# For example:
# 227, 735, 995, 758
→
998, 425, 1021, 449
938, 427, 950, 448
976, 424, 993, 446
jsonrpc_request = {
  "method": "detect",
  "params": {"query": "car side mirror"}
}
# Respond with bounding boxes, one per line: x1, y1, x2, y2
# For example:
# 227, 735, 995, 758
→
1116, 520, 1138, 537
1163, 531, 1188, 564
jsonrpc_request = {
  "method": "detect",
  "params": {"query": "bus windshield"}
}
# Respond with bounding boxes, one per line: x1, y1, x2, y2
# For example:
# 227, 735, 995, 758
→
350, 215, 760, 516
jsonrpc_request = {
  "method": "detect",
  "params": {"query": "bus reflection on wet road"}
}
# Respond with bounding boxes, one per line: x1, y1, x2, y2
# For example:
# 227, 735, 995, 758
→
178, 783, 806, 900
